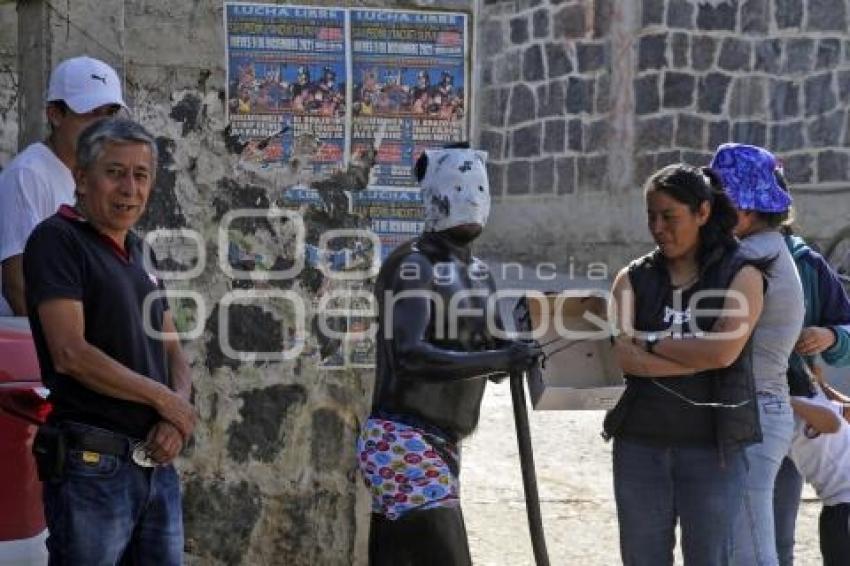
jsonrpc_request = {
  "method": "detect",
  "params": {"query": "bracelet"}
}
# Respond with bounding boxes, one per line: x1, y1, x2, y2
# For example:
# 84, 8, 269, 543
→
645, 333, 659, 354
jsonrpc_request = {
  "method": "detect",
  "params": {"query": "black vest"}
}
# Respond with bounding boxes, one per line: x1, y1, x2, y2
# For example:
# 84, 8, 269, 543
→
608, 246, 761, 449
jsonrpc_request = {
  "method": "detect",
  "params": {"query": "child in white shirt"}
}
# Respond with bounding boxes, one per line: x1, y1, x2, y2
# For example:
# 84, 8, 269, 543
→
789, 384, 850, 566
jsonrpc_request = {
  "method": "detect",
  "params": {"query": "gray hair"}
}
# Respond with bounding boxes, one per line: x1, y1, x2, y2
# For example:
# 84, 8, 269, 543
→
76, 118, 158, 177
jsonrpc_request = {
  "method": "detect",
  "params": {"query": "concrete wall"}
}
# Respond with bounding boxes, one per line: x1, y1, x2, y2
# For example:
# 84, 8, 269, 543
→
0, 2, 17, 167
475, 0, 850, 273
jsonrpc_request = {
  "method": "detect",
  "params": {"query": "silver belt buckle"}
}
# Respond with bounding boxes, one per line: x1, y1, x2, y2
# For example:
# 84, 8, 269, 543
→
131, 442, 156, 468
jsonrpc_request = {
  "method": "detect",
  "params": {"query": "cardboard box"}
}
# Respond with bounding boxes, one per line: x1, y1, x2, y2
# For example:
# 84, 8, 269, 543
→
526, 292, 624, 411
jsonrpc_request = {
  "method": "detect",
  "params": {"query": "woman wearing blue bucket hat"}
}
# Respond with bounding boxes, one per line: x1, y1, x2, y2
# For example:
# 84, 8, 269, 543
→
710, 143, 805, 566
771, 168, 850, 566
714, 148, 850, 565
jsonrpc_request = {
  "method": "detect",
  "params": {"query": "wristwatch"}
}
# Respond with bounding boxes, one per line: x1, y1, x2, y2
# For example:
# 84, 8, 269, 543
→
644, 333, 659, 354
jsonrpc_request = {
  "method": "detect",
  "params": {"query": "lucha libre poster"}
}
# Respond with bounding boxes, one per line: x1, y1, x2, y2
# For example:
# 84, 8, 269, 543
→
225, 4, 470, 257
351, 188, 425, 259
349, 8, 468, 256
349, 8, 468, 187
224, 3, 347, 177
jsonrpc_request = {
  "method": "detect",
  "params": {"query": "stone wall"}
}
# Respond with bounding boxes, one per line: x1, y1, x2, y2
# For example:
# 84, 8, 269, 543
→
478, 0, 616, 198
475, 0, 850, 273
632, 0, 850, 189
116, 1, 475, 562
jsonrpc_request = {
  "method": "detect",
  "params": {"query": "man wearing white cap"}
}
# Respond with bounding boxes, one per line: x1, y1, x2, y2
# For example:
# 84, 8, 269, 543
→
0, 55, 126, 316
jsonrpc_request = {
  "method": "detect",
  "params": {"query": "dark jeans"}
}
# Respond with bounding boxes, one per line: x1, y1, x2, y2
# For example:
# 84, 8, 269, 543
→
613, 438, 746, 566
820, 503, 850, 566
42, 422, 183, 566
773, 456, 804, 566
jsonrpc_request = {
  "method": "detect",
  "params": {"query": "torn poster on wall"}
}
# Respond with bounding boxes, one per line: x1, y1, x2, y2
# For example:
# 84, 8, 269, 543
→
224, 3, 469, 257
225, 3, 347, 177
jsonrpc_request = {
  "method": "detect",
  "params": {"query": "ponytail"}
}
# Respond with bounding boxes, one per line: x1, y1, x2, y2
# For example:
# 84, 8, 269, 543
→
698, 166, 739, 259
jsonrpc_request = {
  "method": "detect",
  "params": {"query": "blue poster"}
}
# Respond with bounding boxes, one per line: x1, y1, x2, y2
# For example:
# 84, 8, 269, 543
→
225, 3, 347, 175
225, 5, 470, 258
350, 9, 468, 188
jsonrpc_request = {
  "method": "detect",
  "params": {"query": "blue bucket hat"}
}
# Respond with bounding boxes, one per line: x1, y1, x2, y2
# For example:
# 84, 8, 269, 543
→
709, 143, 792, 213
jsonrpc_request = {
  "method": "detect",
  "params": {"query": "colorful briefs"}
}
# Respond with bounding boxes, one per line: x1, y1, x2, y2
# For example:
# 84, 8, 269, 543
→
357, 417, 460, 520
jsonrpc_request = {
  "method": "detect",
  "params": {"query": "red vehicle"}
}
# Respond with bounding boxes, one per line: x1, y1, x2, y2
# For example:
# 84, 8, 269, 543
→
0, 317, 50, 565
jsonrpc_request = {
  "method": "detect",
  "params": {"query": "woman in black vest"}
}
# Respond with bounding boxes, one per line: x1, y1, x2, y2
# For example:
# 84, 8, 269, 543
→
605, 164, 767, 566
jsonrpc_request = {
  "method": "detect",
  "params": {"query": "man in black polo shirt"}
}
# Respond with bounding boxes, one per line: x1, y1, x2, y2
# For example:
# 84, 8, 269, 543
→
24, 118, 195, 565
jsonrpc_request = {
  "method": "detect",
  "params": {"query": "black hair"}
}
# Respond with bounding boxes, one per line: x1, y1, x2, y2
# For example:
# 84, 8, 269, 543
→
787, 358, 817, 398
46, 100, 70, 135
48, 100, 70, 114
645, 163, 739, 266
412, 141, 471, 182
770, 168, 798, 235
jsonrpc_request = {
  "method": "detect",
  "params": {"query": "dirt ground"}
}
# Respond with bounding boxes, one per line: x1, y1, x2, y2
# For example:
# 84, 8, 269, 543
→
462, 384, 823, 566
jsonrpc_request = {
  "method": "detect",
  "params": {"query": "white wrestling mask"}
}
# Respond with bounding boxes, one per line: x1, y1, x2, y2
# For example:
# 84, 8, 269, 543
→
419, 148, 490, 232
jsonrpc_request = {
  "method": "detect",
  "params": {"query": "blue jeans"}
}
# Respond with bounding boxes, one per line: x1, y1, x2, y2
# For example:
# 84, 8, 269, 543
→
614, 438, 746, 566
42, 422, 183, 566
733, 393, 795, 566
773, 457, 803, 566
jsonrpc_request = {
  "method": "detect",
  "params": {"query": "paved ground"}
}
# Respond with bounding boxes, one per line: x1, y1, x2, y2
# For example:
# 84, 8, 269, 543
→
462, 384, 823, 566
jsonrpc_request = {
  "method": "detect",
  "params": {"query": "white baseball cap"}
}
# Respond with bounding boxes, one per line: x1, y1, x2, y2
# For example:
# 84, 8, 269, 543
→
46, 56, 126, 114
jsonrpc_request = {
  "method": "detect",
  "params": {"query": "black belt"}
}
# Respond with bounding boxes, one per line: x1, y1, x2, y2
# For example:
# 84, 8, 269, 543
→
64, 428, 134, 457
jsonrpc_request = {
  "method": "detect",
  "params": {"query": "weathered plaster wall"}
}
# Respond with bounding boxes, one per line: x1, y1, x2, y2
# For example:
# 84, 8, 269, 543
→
1, 1, 471, 564
475, 0, 850, 273
0, 2, 17, 167
114, 2, 427, 563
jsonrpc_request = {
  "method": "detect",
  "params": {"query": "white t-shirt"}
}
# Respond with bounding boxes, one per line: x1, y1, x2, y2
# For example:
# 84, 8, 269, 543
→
789, 387, 850, 506
0, 142, 75, 315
